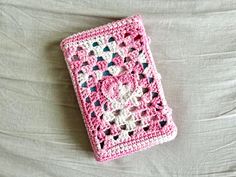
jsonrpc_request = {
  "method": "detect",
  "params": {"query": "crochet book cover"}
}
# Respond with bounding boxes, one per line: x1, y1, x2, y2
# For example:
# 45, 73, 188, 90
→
60, 15, 177, 161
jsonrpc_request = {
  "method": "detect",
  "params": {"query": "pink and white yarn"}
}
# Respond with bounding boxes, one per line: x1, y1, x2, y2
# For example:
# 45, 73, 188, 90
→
60, 15, 177, 162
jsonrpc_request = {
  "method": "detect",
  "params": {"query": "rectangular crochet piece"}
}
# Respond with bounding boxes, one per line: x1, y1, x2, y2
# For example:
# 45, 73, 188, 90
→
60, 15, 177, 162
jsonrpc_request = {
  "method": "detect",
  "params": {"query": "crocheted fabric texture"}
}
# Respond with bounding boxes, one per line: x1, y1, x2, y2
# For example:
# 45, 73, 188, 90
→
60, 15, 177, 162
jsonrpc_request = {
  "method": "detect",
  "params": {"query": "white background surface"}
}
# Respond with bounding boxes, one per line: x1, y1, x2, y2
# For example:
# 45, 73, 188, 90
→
0, 0, 236, 176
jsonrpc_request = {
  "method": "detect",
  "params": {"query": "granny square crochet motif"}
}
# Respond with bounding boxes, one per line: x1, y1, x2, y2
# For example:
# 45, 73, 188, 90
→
60, 15, 177, 162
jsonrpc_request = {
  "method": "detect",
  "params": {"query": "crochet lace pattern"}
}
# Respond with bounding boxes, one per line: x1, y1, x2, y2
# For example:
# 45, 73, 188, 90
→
60, 15, 177, 162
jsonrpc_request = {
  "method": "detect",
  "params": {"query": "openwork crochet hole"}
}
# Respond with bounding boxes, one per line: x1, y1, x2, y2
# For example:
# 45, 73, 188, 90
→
92, 66, 99, 71
139, 73, 145, 80
113, 110, 121, 116
143, 126, 149, 131
103, 46, 110, 52
124, 32, 131, 38
128, 47, 136, 52
86, 97, 90, 103
88, 50, 94, 56
152, 92, 159, 98
109, 119, 115, 125
82, 61, 89, 66
108, 37, 115, 42
113, 135, 119, 140
128, 131, 134, 136
91, 111, 96, 117
141, 110, 147, 116
104, 129, 111, 135
129, 106, 137, 112
119, 42, 126, 47
92, 42, 99, 47
135, 120, 142, 126
94, 100, 101, 106
81, 82, 87, 88
142, 63, 148, 69
124, 56, 131, 62
100, 141, 104, 149
149, 77, 154, 83
120, 124, 126, 130
134, 34, 142, 41
72, 55, 79, 61
90, 86, 96, 92
142, 88, 149, 94
159, 120, 167, 128
97, 56, 104, 61
77, 46, 83, 51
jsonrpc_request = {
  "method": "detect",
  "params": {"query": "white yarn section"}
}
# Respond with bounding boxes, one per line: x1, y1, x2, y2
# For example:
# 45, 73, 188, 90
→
109, 84, 143, 109
103, 107, 137, 132
81, 37, 106, 50
103, 83, 144, 132
138, 52, 146, 63
138, 51, 150, 75
118, 48, 126, 58
77, 72, 88, 84
103, 111, 116, 122
107, 41, 117, 52
94, 70, 103, 80
101, 52, 113, 62
118, 131, 130, 140
107, 65, 123, 76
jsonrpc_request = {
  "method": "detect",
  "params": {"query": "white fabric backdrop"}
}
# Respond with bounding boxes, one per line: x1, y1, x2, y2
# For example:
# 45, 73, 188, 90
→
0, 0, 236, 176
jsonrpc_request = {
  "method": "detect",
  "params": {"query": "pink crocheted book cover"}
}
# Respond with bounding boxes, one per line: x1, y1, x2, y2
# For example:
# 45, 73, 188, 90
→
60, 15, 177, 162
